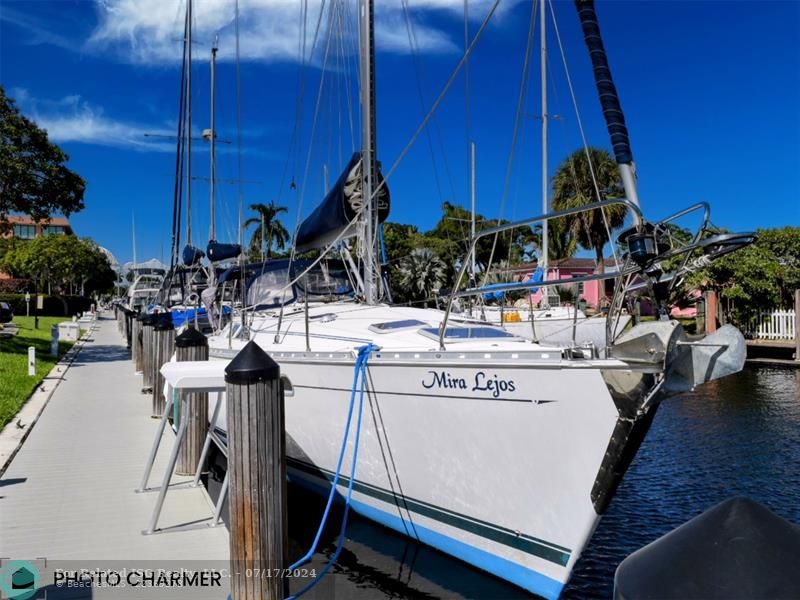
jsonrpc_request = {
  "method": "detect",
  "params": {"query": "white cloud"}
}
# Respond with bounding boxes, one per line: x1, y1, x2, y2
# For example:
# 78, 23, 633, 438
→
87, 0, 508, 65
12, 89, 175, 152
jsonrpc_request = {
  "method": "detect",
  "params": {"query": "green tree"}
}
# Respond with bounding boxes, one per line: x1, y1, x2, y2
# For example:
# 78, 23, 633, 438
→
690, 226, 800, 324
0, 234, 114, 296
395, 248, 446, 307
427, 201, 536, 271
0, 86, 85, 230
537, 219, 577, 261
244, 201, 290, 261
551, 147, 628, 273
381, 222, 420, 264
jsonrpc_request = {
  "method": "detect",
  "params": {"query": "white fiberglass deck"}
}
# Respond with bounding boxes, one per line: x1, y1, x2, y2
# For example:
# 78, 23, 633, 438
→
0, 315, 229, 598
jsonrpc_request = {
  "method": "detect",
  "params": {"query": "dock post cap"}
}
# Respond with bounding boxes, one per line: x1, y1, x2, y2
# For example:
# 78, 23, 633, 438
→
141, 313, 157, 326
175, 326, 208, 348
153, 313, 175, 331
224, 341, 279, 385
614, 496, 800, 599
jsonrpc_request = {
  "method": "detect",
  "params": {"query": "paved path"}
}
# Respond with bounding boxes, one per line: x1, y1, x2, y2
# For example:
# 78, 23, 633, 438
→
0, 314, 229, 598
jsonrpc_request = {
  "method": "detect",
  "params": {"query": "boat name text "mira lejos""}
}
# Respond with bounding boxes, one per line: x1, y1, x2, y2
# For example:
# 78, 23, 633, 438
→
421, 371, 516, 397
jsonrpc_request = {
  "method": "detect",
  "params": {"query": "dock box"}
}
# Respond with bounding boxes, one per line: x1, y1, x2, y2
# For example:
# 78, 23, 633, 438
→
58, 321, 81, 342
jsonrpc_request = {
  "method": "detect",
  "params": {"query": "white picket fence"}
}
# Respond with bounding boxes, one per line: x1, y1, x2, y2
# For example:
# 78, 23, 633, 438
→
745, 309, 797, 341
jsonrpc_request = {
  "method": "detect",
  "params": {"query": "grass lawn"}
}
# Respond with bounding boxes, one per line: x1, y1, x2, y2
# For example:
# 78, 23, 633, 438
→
0, 316, 76, 430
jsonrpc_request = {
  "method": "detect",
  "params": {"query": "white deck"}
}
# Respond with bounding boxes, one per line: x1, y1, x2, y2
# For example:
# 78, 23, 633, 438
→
0, 315, 229, 598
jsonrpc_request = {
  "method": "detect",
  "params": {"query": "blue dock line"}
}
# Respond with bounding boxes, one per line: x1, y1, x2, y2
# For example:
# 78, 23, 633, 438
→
286, 343, 377, 599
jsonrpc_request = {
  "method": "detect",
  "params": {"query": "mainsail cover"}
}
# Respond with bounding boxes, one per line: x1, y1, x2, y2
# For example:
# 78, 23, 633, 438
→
295, 152, 390, 253
207, 241, 241, 262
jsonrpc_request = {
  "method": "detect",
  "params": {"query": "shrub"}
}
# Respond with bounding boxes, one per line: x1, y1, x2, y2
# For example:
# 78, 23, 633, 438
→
0, 293, 92, 317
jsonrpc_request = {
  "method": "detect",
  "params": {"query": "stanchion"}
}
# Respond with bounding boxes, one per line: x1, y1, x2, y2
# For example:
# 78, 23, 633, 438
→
151, 313, 175, 418
226, 341, 287, 600
175, 327, 209, 475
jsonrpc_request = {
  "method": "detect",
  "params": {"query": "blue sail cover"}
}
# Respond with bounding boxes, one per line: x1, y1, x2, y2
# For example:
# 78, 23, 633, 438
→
182, 244, 205, 266
481, 268, 544, 302
295, 152, 390, 253
170, 305, 231, 327
207, 241, 241, 262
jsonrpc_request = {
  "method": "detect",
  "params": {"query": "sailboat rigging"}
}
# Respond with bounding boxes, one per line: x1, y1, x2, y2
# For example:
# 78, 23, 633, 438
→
171, 1, 758, 597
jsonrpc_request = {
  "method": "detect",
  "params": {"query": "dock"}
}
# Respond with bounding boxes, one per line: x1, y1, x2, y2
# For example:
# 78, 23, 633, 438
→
745, 339, 799, 368
0, 314, 230, 598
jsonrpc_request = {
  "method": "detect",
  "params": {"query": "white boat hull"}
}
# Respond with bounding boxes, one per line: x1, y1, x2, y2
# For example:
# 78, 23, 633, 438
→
206, 310, 631, 598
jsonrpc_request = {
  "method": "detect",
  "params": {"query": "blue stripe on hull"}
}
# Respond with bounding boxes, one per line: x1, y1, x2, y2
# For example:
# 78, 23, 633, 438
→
288, 468, 565, 600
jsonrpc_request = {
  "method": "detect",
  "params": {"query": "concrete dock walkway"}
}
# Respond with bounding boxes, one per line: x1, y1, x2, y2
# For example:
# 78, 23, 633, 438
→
0, 314, 229, 598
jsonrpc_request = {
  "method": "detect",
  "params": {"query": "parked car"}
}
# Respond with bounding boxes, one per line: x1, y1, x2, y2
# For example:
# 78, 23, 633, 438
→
0, 302, 13, 324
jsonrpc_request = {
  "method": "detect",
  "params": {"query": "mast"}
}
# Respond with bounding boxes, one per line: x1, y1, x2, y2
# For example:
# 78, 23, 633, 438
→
575, 0, 641, 216
132, 210, 137, 273
470, 141, 476, 283
540, 0, 549, 307
186, 0, 193, 244
209, 33, 218, 241
359, 0, 378, 304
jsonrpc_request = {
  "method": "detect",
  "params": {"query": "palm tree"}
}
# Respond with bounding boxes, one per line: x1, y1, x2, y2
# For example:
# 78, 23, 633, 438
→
245, 201, 290, 261
546, 218, 578, 261
551, 147, 628, 273
396, 248, 446, 306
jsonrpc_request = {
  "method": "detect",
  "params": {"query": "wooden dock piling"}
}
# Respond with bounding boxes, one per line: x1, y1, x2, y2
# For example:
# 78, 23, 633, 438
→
175, 326, 209, 475
132, 314, 143, 373
151, 314, 175, 417
225, 341, 287, 600
140, 314, 156, 394
124, 309, 134, 349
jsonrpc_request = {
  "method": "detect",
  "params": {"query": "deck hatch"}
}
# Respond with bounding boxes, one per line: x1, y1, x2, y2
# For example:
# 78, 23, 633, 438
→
418, 326, 517, 342
368, 319, 427, 334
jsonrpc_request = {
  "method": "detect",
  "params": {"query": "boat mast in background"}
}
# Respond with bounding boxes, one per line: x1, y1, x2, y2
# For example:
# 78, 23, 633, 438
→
132, 210, 137, 273
575, 0, 641, 215
359, 0, 379, 304
185, 0, 193, 245
208, 33, 218, 241
540, 0, 549, 306
470, 141, 476, 283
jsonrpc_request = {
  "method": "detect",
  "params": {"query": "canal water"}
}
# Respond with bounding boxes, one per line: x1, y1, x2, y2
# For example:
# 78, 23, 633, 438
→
210, 366, 800, 598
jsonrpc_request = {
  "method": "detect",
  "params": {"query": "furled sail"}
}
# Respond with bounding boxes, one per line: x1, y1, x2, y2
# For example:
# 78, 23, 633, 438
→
206, 241, 241, 263
575, 0, 633, 165
295, 152, 390, 253
182, 244, 205, 266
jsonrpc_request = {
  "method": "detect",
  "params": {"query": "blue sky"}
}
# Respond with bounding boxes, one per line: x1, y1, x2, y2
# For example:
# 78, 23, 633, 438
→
1, 0, 798, 265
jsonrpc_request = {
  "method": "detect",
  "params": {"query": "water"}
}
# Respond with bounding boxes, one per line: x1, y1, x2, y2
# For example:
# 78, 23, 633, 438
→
210, 366, 800, 598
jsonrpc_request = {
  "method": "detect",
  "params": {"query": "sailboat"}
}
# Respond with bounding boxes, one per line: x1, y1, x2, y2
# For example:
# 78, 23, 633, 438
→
198, 0, 754, 597
154, 0, 240, 331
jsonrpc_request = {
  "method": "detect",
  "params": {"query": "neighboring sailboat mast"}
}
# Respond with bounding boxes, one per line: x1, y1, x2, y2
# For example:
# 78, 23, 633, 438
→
186, 0, 193, 245
209, 33, 218, 241
470, 141, 476, 283
132, 210, 137, 274
540, 0, 549, 307
359, 0, 379, 304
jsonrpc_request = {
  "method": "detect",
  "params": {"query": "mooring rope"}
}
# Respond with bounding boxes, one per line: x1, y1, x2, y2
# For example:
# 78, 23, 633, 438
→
286, 342, 377, 599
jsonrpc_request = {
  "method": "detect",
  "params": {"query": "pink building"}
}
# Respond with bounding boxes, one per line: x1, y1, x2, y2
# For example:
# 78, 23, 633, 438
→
527, 258, 619, 310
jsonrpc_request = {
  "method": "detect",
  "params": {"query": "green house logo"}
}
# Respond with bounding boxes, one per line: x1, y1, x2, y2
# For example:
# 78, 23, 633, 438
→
0, 560, 40, 600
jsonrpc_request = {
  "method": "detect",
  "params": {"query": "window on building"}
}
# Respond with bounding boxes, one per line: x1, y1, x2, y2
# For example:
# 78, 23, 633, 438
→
43, 225, 65, 235
13, 224, 35, 239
